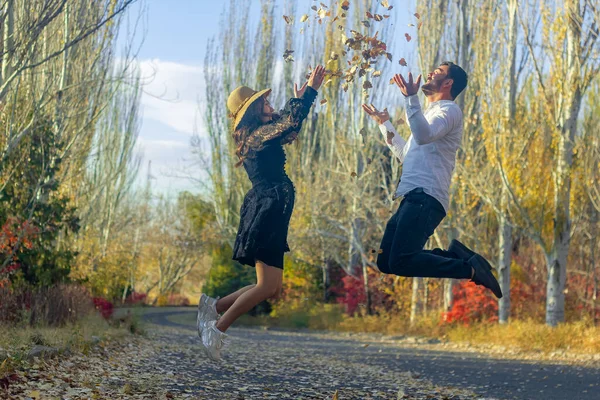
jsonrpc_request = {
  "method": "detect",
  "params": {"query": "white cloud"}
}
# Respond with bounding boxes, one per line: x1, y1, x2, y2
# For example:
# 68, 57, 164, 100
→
137, 59, 206, 137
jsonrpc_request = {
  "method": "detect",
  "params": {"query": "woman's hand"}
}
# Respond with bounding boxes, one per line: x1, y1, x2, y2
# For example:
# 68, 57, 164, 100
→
307, 65, 326, 91
294, 82, 308, 98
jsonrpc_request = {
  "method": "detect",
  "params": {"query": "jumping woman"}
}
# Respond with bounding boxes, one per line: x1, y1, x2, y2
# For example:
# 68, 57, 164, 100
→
197, 65, 326, 361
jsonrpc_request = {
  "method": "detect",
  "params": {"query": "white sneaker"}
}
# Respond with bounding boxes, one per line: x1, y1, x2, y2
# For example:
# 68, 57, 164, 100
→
197, 294, 219, 338
201, 320, 228, 361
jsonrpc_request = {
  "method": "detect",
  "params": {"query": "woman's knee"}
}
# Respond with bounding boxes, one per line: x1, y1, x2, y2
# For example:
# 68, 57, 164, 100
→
255, 283, 280, 299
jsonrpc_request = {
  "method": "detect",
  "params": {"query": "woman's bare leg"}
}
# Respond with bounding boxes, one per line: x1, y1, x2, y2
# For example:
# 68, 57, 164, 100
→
215, 261, 282, 332
215, 285, 255, 314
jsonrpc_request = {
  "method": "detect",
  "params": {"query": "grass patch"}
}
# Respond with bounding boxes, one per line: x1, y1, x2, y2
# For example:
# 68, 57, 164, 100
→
0, 312, 142, 364
236, 303, 600, 355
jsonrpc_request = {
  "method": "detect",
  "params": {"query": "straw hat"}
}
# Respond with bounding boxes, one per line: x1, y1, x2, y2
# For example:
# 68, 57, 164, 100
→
227, 86, 272, 130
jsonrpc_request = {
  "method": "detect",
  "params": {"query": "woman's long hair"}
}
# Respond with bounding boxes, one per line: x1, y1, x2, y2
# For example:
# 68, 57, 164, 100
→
232, 97, 266, 167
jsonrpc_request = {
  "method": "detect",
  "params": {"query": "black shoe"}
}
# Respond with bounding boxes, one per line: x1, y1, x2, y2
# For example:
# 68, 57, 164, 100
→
449, 239, 475, 259
450, 239, 492, 271
469, 254, 503, 299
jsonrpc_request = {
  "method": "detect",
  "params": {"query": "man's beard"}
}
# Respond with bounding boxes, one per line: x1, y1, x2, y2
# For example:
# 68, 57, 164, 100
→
421, 80, 440, 95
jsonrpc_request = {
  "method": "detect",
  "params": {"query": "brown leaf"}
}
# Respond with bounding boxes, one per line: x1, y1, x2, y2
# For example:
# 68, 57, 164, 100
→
351, 172, 357, 177
283, 49, 295, 63
363, 80, 373, 89
386, 53, 393, 61
386, 131, 394, 144
362, 20, 370, 28
341, 1, 350, 11
405, 33, 412, 42
311, 5, 318, 11
414, 12, 421, 19
374, 14, 383, 21
366, 11, 374, 19
418, 21, 423, 30
320, 99, 328, 105
399, 58, 407, 66
283, 15, 293, 25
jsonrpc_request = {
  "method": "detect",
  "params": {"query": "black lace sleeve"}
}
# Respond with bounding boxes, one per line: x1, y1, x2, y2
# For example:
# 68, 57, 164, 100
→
246, 86, 317, 151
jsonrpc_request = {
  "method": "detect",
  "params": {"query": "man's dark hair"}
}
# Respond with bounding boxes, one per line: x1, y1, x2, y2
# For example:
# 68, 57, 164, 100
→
440, 61, 468, 99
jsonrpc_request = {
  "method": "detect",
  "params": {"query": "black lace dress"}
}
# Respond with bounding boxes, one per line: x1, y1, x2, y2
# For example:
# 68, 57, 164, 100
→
232, 87, 317, 269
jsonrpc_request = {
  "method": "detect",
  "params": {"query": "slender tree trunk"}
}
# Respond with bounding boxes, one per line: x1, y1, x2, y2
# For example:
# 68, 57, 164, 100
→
498, 189, 512, 323
410, 277, 421, 326
1, 0, 14, 86
497, 0, 518, 324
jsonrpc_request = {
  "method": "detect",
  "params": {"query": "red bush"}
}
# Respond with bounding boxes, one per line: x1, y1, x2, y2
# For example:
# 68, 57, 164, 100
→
442, 281, 498, 325
92, 297, 114, 319
0, 217, 40, 282
331, 269, 391, 316
125, 291, 147, 305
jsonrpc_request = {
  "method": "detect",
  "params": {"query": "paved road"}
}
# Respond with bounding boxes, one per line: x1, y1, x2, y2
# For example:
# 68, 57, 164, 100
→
144, 309, 599, 400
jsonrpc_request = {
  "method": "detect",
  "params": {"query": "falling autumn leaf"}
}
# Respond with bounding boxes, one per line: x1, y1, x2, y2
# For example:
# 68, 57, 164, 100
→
399, 58, 407, 66
386, 52, 393, 61
283, 15, 293, 25
341, 1, 350, 11
387, 131, 394, 144
283, 49, 294, 63
362, 20, 370, 28
363, 80, 373, 89
373, 70, 381, 77
300, 14, 309, 22
382, 0, 390, 7
414, 12, 421, 19
405, 33, 412, 42
311, 5, 317, 11
389, 78, 395, 84
418, 21, 423, 30
351, 172, 357, 177
320, 99, 328, 105
374, 14, 383, 21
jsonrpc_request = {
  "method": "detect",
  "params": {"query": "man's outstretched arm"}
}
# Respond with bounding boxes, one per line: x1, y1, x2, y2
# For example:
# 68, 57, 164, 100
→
404, 95, 460, 145
362, 103, 408, 163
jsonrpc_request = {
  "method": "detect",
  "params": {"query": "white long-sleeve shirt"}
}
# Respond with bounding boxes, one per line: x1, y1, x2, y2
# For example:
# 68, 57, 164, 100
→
378, 94, 463, 212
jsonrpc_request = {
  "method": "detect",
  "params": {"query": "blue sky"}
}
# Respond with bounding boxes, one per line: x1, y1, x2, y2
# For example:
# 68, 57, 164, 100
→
119, 0, 417, 196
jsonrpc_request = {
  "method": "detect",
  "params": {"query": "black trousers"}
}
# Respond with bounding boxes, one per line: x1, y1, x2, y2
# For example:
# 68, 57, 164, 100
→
377, 188, 472, 279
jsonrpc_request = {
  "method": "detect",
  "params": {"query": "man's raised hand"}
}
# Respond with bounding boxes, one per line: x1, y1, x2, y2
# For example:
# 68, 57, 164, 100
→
393, 72, 421, 97
362, 103, 390, 125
